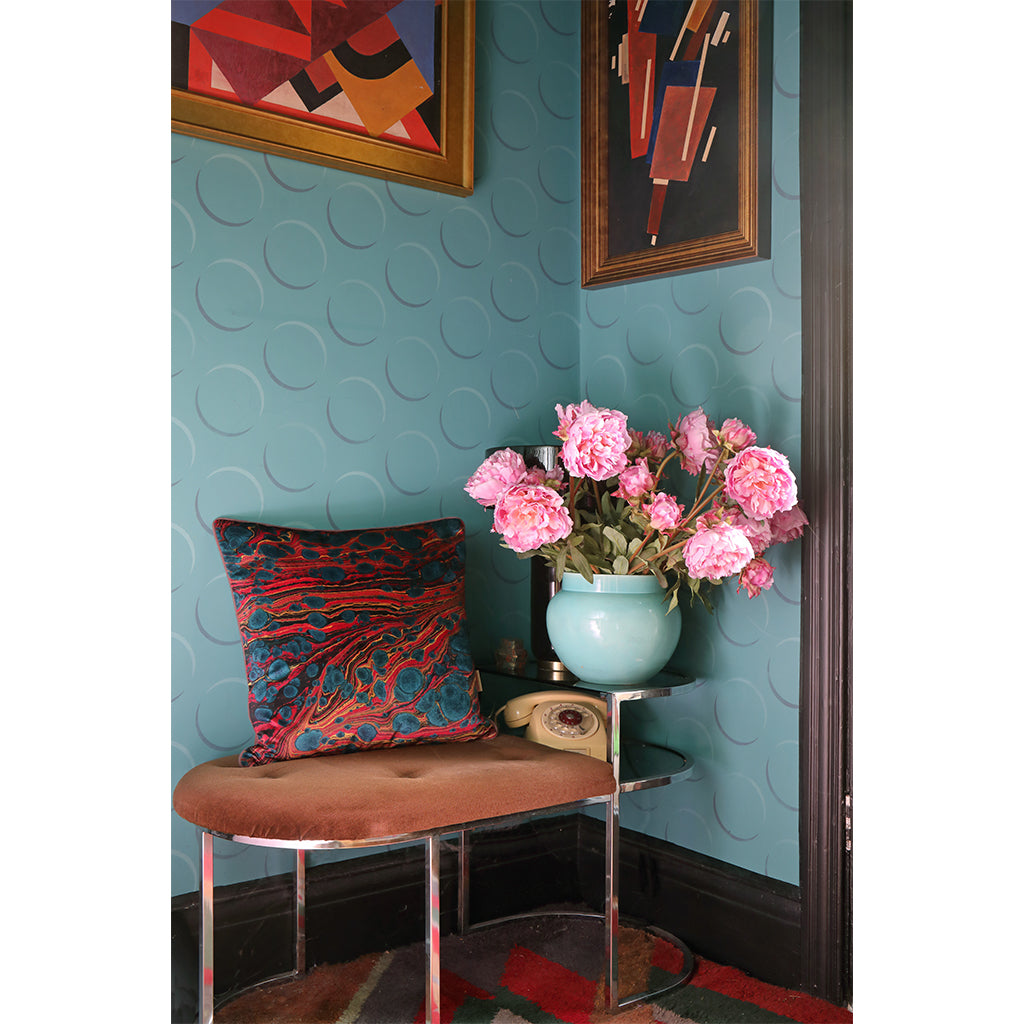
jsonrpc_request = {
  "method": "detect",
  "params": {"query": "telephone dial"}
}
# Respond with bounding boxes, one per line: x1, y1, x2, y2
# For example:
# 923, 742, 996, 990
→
502, 690, 608, 760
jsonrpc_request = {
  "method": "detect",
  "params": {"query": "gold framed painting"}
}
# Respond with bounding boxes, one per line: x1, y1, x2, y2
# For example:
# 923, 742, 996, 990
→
581, 0, 772, 287
171, 0, 474, 197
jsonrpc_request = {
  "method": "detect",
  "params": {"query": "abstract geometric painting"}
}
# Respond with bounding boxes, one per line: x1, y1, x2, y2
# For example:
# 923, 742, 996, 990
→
171, 0, 474, 196
582, 0, 771, 286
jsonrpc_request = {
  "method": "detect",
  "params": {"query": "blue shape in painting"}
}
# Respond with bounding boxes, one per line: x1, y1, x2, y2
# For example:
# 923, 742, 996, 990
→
388, 0, 437, 89
638, 0, 686, 35
171, 2, 222, 26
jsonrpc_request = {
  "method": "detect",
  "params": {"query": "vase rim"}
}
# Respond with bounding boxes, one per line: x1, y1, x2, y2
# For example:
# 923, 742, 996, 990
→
559, 572, 666, 594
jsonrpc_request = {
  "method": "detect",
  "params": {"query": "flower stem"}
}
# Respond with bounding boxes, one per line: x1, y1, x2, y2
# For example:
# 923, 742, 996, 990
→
691, 446, 729, 512
626, 529, 655, 573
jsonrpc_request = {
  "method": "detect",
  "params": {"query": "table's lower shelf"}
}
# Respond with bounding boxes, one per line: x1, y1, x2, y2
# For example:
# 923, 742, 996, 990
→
465, 909, 696, 1010
619, 741, 693, 792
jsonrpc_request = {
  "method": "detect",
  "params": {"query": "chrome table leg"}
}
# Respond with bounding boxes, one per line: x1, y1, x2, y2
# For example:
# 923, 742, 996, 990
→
426, 834, 441, 1023
458, 830, 469, 934
605, 694, 623, 1009
605, 791, 620, 1009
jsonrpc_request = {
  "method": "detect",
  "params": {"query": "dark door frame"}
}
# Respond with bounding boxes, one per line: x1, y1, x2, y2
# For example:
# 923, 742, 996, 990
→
798, 0, 853, 1006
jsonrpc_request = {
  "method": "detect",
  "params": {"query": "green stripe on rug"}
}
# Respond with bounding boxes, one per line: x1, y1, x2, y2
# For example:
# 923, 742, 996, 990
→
457, 986, 572, 1023
656, 984, 803, 1023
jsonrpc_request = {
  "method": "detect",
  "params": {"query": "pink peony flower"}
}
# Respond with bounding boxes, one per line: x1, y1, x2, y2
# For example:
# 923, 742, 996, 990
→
553, 400, 591, 440
719, 417, 757, 450
737, 556, 774, 598
682, 524, 754, 581
645, 431, 671, 461
643, 492, 683, 532
723, 446, 798, 520
769, 504, 809, 545
614, 458, 655, 500
465, 448, 528, 507
627, 428, 646, 455
628, 429, 671, 462
724, 508, 773, 555
492, 483, 573, 553
557, 401, 631, 481
672, 407, 720, 476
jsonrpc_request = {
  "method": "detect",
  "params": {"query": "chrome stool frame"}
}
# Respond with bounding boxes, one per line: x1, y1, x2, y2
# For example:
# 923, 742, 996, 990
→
197, 792, 620, 1024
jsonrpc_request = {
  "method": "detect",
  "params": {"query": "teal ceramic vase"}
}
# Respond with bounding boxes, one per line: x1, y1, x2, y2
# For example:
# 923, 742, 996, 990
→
545, 573, 681, 687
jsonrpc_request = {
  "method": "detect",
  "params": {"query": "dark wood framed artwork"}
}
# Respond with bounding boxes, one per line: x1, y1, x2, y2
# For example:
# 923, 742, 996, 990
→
171, 0, 474, 197
581, 0, 772, 287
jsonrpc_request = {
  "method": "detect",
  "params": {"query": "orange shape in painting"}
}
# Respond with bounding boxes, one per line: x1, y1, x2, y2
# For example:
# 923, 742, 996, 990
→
322, 51, 432, 138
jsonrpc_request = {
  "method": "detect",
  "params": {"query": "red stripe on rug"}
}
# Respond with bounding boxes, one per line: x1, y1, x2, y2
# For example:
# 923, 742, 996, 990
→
413, 967, 493, 1024
689, 960, 852, 1023
501, 944, 599, 1024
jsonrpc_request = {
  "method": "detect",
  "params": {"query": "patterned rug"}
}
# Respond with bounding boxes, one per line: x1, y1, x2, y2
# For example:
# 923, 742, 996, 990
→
217, 915, 852, 1023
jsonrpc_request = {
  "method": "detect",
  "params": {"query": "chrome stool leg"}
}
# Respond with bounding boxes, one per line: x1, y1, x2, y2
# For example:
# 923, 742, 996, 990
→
295, 849, 306, 977
426, 834, 441, 1024
200, 830, 214, 1024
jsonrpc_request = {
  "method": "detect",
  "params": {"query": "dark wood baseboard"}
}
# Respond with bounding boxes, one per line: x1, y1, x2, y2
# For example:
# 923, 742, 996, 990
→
171, 814, 804, 1022
576, 816, 801, 990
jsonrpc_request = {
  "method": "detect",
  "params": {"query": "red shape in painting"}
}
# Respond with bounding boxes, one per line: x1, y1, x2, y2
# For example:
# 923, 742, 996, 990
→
189, 0, 405, 105
649, 85, 717, 183
626, 7, 657, 160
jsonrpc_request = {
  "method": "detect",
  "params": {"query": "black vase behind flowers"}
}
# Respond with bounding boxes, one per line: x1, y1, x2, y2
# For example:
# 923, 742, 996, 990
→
486, 444, 569, 679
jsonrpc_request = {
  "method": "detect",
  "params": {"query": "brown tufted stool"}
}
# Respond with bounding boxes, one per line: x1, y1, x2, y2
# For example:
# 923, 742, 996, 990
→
174, 734, 619, 1023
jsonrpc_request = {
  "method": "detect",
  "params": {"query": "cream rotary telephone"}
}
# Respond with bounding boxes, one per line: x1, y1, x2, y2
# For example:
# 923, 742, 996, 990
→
502, 691, 608, 760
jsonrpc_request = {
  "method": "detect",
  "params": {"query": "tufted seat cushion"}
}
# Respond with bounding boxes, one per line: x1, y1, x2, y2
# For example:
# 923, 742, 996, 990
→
173, 735, 616, 844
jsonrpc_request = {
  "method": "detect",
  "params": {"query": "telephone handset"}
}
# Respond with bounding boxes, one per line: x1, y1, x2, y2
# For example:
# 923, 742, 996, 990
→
503, 690, 608, 760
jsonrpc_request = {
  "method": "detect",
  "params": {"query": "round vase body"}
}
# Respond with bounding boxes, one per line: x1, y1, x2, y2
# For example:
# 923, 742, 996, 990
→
545, 573, 681, 686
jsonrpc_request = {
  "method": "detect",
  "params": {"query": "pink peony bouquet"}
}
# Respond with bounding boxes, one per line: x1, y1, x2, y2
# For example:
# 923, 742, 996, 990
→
465, 401, 808, 611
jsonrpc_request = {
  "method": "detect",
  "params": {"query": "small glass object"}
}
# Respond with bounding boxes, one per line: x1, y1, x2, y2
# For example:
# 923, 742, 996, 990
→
494, 638, 528, 675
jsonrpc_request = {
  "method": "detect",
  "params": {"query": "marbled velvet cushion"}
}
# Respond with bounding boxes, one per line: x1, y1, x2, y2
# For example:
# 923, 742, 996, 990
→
213, 517, 496, 767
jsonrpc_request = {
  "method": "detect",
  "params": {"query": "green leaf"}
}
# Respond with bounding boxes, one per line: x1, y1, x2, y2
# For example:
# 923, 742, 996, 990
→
603, 526, 628, 556
612, 555, 630, 575
569, 546, 594, 582
641, 543, 663, 563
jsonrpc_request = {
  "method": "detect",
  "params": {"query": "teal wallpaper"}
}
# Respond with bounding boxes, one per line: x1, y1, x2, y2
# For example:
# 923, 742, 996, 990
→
171, 0, 801, 898
581, 3, 802, 885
